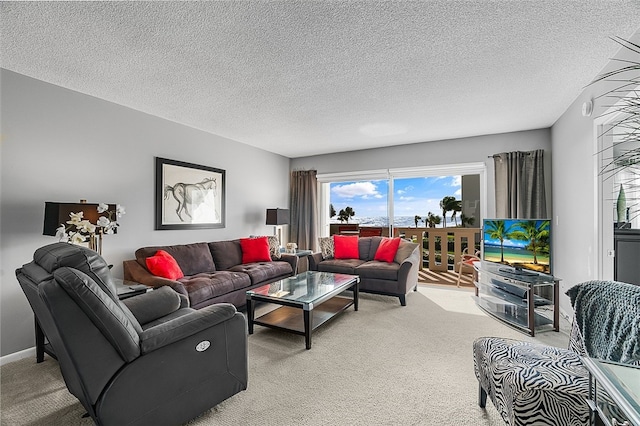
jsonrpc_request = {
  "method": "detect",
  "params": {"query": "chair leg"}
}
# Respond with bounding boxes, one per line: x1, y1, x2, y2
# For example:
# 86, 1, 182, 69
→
456, 264, 463, 287
478, 383, 487, 408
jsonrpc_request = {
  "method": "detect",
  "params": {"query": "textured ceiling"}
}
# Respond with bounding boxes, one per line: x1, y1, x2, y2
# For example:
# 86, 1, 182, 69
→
2, 2, 640, 158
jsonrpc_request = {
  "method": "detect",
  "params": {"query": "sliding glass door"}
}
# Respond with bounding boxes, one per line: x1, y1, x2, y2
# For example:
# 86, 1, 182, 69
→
327, 179, 389, 236
318, 164, 486, 252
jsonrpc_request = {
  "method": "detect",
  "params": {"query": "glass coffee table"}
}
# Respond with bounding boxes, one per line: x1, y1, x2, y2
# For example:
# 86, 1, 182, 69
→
246, 271, 359, 349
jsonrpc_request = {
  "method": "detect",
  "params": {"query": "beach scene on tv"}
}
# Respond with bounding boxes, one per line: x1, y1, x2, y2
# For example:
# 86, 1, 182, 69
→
483, 219, 551, 275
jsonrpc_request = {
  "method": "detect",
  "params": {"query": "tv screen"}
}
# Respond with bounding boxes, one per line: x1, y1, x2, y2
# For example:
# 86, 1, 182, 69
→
482, 218, 551, 275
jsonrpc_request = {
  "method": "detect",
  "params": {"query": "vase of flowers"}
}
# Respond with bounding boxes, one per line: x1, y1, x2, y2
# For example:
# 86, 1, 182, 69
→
56, 203, 125, 254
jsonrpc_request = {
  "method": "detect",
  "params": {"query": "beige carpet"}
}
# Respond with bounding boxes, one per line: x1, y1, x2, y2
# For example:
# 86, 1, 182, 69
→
1, 285, 570, 425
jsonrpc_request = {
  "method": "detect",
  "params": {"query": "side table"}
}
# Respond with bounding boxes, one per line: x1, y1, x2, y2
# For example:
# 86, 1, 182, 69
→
35, 278, 149, 363
582, 356, 640, 426
281, 248, 313, 274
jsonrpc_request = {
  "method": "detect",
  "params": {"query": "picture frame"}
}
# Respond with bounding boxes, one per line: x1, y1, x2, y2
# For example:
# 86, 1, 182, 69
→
155, 157, 225, 230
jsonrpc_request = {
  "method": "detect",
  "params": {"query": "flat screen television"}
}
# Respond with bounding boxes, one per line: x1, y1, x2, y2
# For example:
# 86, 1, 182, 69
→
482, 218, 552, 276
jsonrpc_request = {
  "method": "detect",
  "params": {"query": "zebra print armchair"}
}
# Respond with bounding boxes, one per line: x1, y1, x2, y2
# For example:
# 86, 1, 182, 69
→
473, 280, 640, 426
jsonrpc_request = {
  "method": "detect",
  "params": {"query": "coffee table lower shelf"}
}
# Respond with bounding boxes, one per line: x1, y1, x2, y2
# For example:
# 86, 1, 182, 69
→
250, 296, 354, 349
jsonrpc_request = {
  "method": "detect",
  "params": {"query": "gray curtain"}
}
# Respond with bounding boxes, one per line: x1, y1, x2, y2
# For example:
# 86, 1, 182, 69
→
290, 170, 318, 250
494, 149, 547, 218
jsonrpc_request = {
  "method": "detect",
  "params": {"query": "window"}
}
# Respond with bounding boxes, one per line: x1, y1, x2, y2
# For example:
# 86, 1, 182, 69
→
317, 163, 487, 238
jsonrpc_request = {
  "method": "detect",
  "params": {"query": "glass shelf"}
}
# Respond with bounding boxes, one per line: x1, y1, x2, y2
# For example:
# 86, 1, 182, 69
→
474, 261, 559, 336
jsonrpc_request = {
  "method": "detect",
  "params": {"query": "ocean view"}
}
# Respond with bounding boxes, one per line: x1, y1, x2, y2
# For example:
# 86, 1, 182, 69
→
329, 216, 459, 228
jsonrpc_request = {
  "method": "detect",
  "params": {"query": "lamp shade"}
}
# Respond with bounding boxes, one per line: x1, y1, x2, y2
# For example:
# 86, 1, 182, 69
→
43, 202, 117, 236
265, 208, 289, 225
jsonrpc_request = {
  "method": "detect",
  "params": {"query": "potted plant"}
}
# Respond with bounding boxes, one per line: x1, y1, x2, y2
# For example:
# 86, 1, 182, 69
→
590, 36, 639, 224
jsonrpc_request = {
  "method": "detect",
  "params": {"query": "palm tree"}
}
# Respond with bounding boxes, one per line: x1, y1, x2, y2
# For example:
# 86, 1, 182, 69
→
329, 203, 336, 219
451, 200, 462, 226
439, 196, 458, 227
414, 215, 422, 227
484, 220, 517, 263
461, 213, 475, 227
510, 220, 550, 264
426, 212, 441, 228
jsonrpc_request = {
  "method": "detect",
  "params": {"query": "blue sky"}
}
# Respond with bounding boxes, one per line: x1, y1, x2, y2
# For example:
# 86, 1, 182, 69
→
330, 176, 461, 219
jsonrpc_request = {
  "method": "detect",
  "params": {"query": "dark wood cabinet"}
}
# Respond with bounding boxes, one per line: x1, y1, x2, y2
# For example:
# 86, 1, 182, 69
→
614, 229, 640, 286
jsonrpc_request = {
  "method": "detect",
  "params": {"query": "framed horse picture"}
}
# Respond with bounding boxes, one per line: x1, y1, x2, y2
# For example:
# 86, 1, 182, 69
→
155, 157, 225, 230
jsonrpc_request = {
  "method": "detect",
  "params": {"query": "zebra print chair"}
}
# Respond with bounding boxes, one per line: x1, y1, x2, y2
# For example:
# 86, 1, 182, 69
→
473, 280, 640, 426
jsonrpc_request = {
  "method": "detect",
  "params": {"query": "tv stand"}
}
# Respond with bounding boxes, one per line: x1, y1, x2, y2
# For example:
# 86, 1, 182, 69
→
474, 261, 559, 336
498, 267, 537, 277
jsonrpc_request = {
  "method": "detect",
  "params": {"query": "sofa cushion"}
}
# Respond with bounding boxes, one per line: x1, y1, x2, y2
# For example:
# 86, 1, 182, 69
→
358, 237, 373, 260
208, 240, 243, 271
395, 240, 418, 264
356, 261, 400, 281
250, 235, 282, 259
318, 237, 334, 259
334, 235, 359, 259
317, 258, 366, 275
178, 271, 251, 306
240, 237, 272, 263
266, 235, 281, 259
136, 243, 215, 276
228, 261, 293, 285
145, 250, 184, 280
374, 237, 401, 263
367, 236, 386, 260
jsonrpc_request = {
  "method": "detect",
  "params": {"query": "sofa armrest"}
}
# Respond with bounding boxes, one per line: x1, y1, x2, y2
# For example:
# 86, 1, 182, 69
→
308, 253, 324, 270
397, 245, 421, 292
139, 303, 241, 354
123, 259, 188, 298
277, 253, 298, 275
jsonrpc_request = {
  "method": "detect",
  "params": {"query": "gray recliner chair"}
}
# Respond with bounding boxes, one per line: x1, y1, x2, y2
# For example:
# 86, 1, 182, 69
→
16, 242, 248, 426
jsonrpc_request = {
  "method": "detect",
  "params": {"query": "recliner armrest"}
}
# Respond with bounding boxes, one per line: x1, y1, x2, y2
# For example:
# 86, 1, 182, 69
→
120, 286, 184, 325
139, 303, 240, 354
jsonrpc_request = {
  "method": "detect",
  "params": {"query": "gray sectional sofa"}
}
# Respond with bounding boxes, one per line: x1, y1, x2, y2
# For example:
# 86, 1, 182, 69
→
123, 240, 298, 309
308, 236, 421, 305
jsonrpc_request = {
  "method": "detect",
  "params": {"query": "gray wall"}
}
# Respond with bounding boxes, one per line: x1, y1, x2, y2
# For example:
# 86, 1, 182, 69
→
0, 69, 290, 357
291, 128, 553, 222
551, 31, 640, 315
551, 90, 601, 316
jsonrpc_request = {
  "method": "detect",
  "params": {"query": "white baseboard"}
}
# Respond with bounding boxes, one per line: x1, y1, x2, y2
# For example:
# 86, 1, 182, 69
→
1, 346, 35, 366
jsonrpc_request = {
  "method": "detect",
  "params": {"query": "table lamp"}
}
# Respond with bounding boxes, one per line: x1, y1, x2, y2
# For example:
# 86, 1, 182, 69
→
265, 208, 289, 248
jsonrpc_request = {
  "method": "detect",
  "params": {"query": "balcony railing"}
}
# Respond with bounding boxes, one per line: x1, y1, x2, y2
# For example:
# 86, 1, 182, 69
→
393, 227, 481, 271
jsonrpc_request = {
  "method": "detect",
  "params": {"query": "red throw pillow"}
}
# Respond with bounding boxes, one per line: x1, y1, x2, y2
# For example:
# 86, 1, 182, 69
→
240, 236, 272, 263
333, 235, 359, 259
145, 250, 184, 280
374, 237, 401, 263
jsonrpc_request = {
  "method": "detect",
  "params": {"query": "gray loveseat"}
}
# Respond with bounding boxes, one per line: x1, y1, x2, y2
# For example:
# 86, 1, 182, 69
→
308, 236, 420, 305
123, 239, 298, 309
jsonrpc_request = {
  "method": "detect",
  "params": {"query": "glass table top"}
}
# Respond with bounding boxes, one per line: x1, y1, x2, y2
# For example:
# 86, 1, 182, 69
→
584, 357, 640, 426
246, 271, 359, 305
598, 360, 640, 415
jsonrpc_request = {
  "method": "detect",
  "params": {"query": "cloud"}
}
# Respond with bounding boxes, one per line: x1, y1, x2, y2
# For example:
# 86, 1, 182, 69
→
397, 185, 414, 195
450, 176, 461, 186
332, 181, 381, 199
